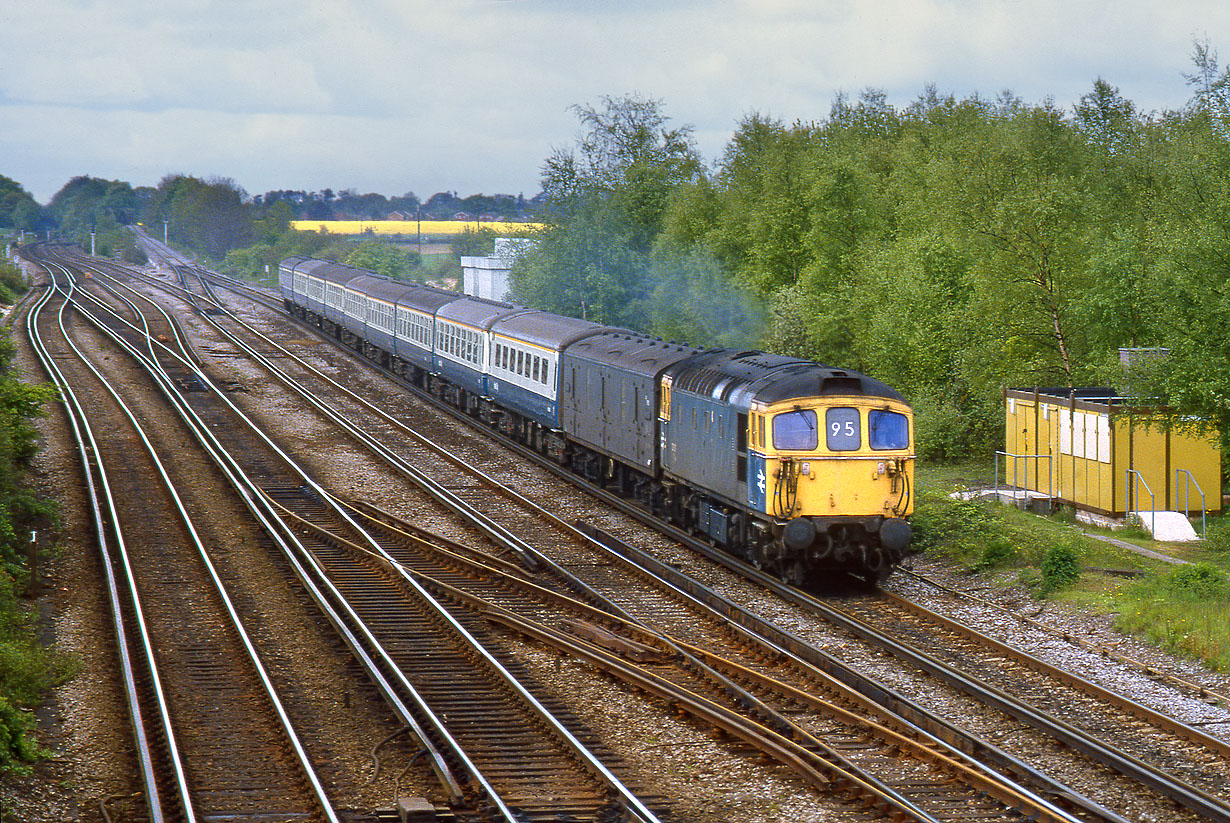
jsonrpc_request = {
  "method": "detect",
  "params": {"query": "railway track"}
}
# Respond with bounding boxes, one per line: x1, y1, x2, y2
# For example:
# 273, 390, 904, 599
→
41, 245, 669, 823
827, 586, 1230, 811
59, 242, 1230, 821
98, 249, 1118, 821
895, 566, 1230, 709
604, 522, 1230, 823
25, 251, 338, 823
341, 500, 1099, 823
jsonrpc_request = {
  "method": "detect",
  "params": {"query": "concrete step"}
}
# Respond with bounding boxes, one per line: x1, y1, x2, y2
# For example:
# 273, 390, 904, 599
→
1128, 510, 1200, 542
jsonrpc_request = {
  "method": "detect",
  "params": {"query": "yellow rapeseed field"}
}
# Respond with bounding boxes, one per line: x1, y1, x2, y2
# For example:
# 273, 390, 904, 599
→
289, 220, 542, 236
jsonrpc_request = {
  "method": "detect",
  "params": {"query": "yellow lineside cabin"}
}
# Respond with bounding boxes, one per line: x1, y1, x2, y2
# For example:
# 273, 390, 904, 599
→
1004, 387, 1221, 516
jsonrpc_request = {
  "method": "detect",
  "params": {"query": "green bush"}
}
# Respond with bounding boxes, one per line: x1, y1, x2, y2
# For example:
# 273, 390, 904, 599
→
911, 488, 1033, 572
1040, 540, 1082, 594
910, 487, 998, 558
0, 331, 67, 772
1202, 517, 1230, 556
975, 534, 1018, 570
0, 696, 39, 772
1162, 562, 1228, 600
0, 262, 28, 307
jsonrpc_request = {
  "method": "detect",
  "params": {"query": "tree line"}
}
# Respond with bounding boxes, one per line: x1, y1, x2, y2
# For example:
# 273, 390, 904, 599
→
257, 189, 541, 221
1, 173, 535, 260
512, 44, 1230, 463
0, 172, 540, 285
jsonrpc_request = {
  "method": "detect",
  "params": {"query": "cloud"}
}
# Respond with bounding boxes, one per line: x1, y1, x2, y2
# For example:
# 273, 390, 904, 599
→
2, 0, 1229, 202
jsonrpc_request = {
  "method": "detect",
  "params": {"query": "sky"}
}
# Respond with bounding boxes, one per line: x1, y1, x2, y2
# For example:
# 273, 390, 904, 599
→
1, 0, 1228, 205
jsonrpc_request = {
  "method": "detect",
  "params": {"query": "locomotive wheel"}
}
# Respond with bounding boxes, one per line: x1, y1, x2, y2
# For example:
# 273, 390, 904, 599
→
747, 541, 768, 571
726, 513, 745, 554
780, 559, 807, 588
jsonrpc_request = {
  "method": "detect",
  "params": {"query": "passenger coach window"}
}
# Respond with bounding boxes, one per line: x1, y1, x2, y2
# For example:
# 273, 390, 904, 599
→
826, 407, 861, 451
772, 410, 817, 450
869, 410, 910, 450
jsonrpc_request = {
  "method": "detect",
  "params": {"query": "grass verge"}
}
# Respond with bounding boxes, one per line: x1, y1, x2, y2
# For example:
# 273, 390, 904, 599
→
914, 463, 1230, 672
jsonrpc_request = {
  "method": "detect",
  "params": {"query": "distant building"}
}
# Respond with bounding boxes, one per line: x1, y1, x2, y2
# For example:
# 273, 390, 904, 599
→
460, 237, 538, 302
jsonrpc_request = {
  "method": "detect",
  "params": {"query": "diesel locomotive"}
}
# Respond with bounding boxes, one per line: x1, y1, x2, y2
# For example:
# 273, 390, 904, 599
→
278, 257, 914, 583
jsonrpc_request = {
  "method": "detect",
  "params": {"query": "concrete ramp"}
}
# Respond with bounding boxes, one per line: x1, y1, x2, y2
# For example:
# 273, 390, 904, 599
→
1131, 511, 1200, 542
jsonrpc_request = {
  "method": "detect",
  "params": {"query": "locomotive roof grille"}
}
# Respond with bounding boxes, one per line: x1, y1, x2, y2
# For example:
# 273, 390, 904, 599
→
672, 351, 905, 405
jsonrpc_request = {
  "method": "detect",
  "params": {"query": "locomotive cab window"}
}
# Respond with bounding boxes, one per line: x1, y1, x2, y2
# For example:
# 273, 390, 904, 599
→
826, 407, 861, 451
772, 409, 818, 451
869, 409, 909, 450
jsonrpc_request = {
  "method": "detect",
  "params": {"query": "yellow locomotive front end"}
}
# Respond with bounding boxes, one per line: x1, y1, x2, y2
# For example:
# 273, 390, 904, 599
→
747, 395, 914, 580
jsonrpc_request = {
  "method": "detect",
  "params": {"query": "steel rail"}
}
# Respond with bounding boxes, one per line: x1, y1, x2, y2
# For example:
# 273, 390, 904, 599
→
336, 500, 1088, 823
47, 258, 473, 808
898, 567, 1230, 710
580, 524, 1230, 823
61, 267, 501, 815
280, 498, 949, 821
49, 270, 344, 823
97, 259, 545, 571
430, 573, 933, 822
24, 260, 185, 821
20, 270, 172, 814
877, 587, 1230, 758
76, 258, 662, 823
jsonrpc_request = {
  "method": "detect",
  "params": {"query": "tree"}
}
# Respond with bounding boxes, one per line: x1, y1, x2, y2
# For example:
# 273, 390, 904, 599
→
644, 249, 765, 348
344, 241, 421, 280
423, 191, 462, 218
513, 94, 701, 327
1184, 37, 1230, 123
0, 177, 42, 231
141, 175, 252, 260
931, 102, 1094, 388
1074, 78, 1139, 157
450, 227, 495, 259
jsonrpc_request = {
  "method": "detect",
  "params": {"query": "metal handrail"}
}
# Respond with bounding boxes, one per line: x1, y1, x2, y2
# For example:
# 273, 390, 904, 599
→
1125, 469, 1156, 533
1175, 469, 1207, 538
994, 451, 1053, 508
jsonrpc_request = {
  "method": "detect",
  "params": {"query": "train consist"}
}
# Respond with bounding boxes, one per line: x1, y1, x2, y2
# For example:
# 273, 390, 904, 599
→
278, 257, 915, 583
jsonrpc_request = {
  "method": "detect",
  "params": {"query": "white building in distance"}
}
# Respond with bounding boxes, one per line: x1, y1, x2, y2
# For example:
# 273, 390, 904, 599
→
460, 237, 536, 302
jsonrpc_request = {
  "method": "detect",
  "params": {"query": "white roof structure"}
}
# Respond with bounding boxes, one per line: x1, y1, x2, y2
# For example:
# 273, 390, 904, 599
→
460, 237, 538, 302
